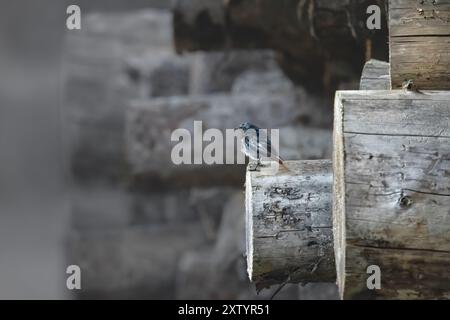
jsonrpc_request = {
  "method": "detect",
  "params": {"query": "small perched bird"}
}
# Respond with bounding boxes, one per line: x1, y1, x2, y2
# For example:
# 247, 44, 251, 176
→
402, 79, 423, 94
235, 122, 289, 171
402, 79, 415, 91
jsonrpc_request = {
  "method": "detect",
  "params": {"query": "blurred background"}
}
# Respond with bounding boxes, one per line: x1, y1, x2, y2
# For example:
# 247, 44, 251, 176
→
0, 0, 386, 299
0, 0, 165, 300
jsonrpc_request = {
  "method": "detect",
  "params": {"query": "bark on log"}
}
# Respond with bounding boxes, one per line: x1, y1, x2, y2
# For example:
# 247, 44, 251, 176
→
359, 59, 390, 90
246, 160, 335, 289
389, 0, 450, 89
333, 90, 450, 299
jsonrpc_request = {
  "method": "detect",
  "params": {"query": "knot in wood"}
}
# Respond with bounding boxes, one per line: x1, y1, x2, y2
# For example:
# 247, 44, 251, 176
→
399, 195, 413, 208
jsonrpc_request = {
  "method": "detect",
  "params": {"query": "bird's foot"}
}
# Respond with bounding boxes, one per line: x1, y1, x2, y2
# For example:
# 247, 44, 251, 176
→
248, 161, 261, 171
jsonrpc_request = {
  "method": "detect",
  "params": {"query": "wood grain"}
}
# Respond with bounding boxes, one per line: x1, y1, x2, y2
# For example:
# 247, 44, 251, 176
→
389, 0, 450, 89
246, 160, 335, 288
333, 90, 450, 299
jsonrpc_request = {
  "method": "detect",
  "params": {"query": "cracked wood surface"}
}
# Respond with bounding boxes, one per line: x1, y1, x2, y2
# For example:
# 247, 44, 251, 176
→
389, 0, 450, 89
245, 160, 335, 289
333, 90, 450, 299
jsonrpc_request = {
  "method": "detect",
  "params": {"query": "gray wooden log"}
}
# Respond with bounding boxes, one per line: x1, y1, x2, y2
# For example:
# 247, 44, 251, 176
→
125, 94, 332, 188
246, 160, 335, 288
172, 0, 226, 53
359, 59, 390, 90
69, 187, 235, 232
67, 224, 207, 299
231, 68, 296, 94
174, 192, 299, 300
173, 0, 388, 89
63, 10, 176, 185
188, 50, 279, 94
389, 0, 450, 90
242, 62, 389, 289
333, 90, 450, 299
175, 250, 302, 299
173, 0, 387, 55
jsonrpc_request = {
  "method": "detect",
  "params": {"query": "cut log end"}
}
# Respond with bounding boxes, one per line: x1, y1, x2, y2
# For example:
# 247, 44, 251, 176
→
332, 93, 346, 299
245, 160, 336, 289
333, 90, 450, 299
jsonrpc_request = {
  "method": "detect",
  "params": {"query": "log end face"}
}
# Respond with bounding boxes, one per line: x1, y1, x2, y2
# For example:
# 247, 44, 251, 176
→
333, 92, 347, 299
245, 167, 254, 282
246, 160, 336, 288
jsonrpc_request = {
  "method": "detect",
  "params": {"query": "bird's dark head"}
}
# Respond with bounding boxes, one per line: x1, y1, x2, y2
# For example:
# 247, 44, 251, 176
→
235, 122, 258, 132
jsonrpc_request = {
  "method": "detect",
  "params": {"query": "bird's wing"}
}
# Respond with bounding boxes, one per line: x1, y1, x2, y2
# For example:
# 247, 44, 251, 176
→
244, 130, 282, 162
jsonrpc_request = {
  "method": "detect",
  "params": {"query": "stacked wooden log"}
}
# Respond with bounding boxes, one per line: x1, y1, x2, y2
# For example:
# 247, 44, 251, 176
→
63, 10, 206, 298
246, 160, 335, 290
333, 90, 450, 299
63, 9, 336, 299
245, 61, 385, 293
246, 0, 450, 299
389, 0, 450, 89
173, 0, 389, 92
333, 0, 450, 299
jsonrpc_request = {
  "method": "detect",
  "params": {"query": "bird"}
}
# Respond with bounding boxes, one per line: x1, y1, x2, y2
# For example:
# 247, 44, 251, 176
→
402, 79, 424, 94
234, 122, 289, 171
402, 79, 415, 91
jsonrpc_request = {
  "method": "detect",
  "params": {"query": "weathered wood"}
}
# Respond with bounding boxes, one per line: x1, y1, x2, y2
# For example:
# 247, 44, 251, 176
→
125, 94, 333, 188
246, 160, 335, 288
189, 50, 279, 94
173, 0, 388, 89
174, 0, 387, 54
333, 90, 450, 299
360, 59, 390, 90
63, 10, 176, 185
389, 0, 450, 89
67, 224, 207, 299
231, 69, 296, 94
69, 187, 235, 231
175, 192, 300, 299
172, 0, 227, 53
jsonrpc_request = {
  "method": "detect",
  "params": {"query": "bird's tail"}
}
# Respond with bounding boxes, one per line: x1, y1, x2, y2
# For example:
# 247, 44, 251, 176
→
278, 159, 291, 172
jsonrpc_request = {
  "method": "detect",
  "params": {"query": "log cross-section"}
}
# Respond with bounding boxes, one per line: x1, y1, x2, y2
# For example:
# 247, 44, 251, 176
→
389, 0, 450, 89
333, 90, 450, 299
246, 160, 335, 289
359, 59, 390, 90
